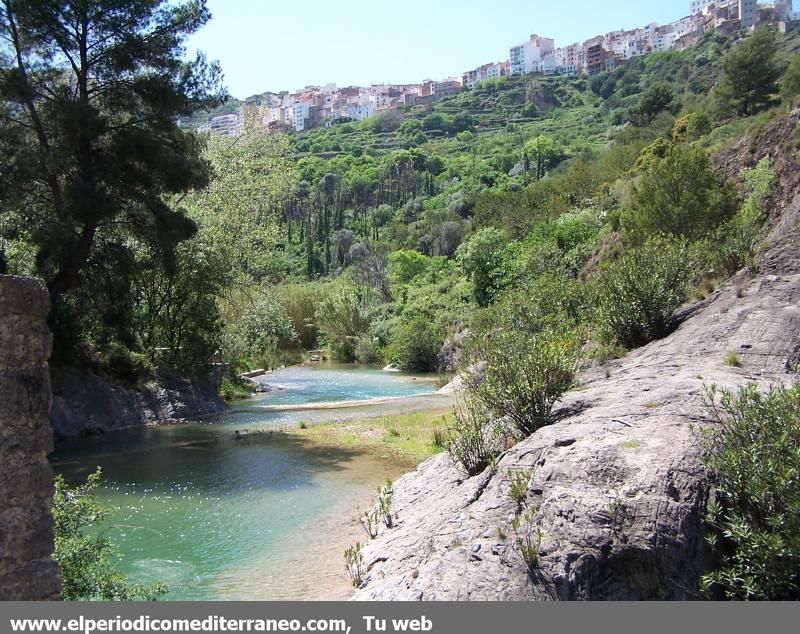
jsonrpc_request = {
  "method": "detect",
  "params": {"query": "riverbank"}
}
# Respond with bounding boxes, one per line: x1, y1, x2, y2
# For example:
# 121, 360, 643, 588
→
262, 407, 454, 599
290, 408, 454, 468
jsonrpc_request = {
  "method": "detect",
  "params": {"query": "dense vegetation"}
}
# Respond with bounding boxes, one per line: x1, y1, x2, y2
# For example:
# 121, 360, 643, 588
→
53, 469, 166, 600
4, 10, 798, 389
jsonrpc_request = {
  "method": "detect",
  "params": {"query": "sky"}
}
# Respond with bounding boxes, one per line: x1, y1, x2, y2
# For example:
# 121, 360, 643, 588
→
187, 0, 694, 99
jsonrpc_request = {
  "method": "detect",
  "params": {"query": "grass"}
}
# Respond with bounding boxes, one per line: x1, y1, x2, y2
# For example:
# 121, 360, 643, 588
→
724, 351, 743, 367
293, 409, 453, 465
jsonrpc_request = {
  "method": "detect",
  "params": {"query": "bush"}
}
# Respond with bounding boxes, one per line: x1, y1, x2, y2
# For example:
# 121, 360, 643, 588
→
447, 399, 498, 476
386, 314, 445, 372
457, 227, 509, 307
354, 334, 382, 365
622, 144, 738, 243
697, 384, 800, 600
709, 158, 774, 276
100, 342, 155, 385
315, 283, 373, 362
596, 238, 700, 348
219, 377, 254, 401
470, 326, 578, 437
53, 469, 167, 601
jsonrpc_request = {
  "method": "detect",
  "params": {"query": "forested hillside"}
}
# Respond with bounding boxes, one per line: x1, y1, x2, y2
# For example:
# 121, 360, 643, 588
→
3, 18, 800, 396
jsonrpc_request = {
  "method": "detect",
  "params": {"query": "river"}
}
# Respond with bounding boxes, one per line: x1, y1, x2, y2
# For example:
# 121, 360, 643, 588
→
50, 364, 448, 600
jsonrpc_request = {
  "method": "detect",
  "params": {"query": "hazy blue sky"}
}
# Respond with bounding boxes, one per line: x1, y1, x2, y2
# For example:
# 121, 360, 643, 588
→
187, 0, 693, 98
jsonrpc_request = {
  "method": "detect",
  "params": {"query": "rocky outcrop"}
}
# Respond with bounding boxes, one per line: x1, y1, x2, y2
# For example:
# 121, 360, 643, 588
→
0, 275, 61, 600
50, 368, 226, 438
354, 273, 800, 600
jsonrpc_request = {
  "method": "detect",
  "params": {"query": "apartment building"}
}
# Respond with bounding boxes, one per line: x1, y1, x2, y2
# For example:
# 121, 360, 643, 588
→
510, 34, 555, 75
462, 61, 509, 89
201, 111, 242, 137
433, 79, 463, 100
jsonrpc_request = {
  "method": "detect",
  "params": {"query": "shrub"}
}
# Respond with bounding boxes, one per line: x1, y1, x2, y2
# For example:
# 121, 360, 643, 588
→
99, 342, 155, 385
511, 510, 543, 575
386, 314, 445, 372
377, 480, 394, 528
709, 158, 774, 276
622, 144, 738, 244
344, 542, 365, 587
53, 469, 167, 601
219, 377, 254, 401
697, 384, 800, 600
354, 335, 382, 365
508, 469, 532, 510
470, 327, 578, 437
315, 283, 373, 362
456, 227, 509, 307
447, 399, 498, 476
596, 238, 700, 348
723, 352, 742, 367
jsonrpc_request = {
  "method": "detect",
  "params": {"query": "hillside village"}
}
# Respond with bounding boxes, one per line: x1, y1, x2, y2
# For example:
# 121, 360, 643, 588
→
188, 0, 798, 136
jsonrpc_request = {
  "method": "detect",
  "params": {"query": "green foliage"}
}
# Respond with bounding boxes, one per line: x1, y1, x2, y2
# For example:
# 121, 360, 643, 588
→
508, 469, 532, 509
511, 510, 543, 575
469, 326, 578, 437
457, 227, 509, 307
596, 238, 700, 348
134, 237, 231, 373
709, 157, 775, 275
388, 249, 428, 289
386, 314, 445, 372
447, 399, 498, 476
219, 377, 255, 401
715, 27, 783, 118
222, 293, 297, 373
628, 83, 677, 126
0, 0, 225, 359
698, 384, 800, 600
782, 55, 800, 104
344, 542, 364, 587
377, 480, 394, 528
315, 282, 373, 362
99, 343, 155, 386
53, 469, 167, 601
622, 144, 737, 243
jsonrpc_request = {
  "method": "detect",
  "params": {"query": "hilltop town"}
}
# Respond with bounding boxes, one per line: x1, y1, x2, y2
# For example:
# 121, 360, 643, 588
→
187, 1, 797, 136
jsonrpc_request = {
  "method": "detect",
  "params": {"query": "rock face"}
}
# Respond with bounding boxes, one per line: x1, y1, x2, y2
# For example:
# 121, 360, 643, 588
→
50, 368, 227, 438
0, 275, 61, 600
354, 274, 800, 601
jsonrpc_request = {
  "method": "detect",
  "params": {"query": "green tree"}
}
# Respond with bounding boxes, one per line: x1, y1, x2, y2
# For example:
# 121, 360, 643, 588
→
456, 228, 508, 307
0, 0, 225, 353
715, 27, 782, 117
622, 144, 737, 243
781, 55, 800, 104
388, 249, 428, 289
523, 136, 562, 180
53, 469, 167, 601
628, 82, 677, 126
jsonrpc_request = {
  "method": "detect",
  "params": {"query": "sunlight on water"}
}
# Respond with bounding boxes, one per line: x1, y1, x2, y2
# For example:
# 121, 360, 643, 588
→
50, 365, 439, 600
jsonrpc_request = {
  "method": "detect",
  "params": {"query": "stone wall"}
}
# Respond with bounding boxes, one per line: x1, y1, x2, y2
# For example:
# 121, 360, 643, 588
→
0, 275, 61, 599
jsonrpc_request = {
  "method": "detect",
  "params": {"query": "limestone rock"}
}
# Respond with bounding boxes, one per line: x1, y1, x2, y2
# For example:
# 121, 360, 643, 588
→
0, 275, 61, 600
49, 368, 227, 437
353, 274, 800, 600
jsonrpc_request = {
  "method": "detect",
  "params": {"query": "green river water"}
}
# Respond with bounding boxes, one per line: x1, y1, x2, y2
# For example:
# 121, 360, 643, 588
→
50, 365, 446, 600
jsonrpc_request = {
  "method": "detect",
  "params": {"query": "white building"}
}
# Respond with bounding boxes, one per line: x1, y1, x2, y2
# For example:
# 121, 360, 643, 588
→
509, 34, 555, 75
205, 111, 242, 137
292, 102, 310, 132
